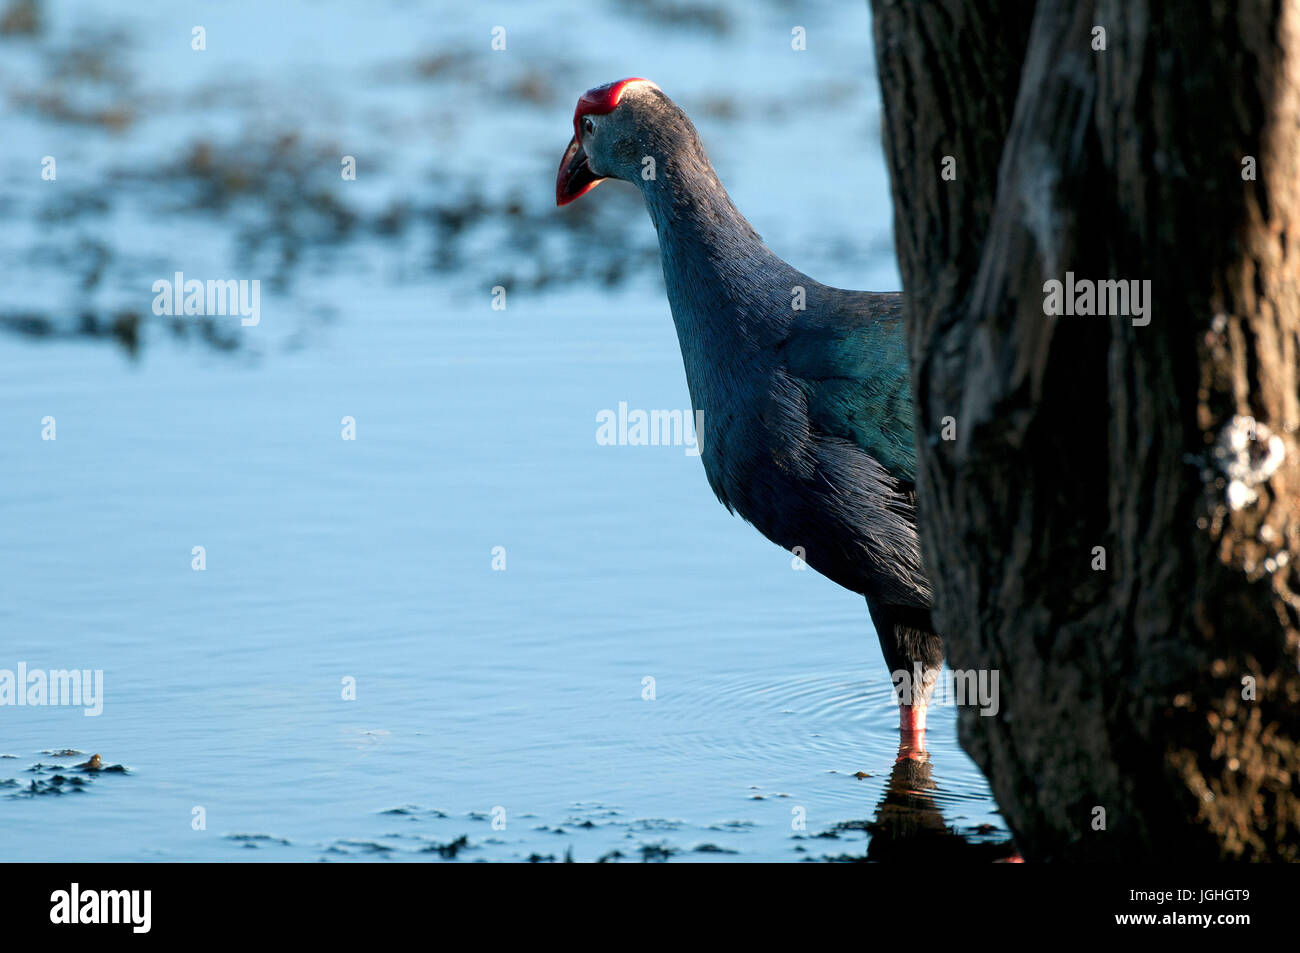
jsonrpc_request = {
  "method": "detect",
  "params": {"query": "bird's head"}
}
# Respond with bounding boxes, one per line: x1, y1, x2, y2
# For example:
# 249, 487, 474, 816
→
555, 78, 671, 206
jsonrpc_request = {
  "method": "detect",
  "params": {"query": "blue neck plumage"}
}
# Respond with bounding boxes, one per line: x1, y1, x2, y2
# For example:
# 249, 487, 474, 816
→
637, 157, 799, 352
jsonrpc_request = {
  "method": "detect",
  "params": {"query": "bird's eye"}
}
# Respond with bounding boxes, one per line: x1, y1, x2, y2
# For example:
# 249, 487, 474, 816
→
583, 117, 595, 135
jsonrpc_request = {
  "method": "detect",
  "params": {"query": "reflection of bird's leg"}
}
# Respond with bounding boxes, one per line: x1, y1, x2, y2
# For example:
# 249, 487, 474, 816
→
897, 723, 928, 762
867, 747, 1023, 863
863, 747, 944, 861
886, 741, 935, 798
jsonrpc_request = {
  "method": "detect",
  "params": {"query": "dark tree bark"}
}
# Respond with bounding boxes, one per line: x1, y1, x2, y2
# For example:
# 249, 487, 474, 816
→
870, 0, 1300, 860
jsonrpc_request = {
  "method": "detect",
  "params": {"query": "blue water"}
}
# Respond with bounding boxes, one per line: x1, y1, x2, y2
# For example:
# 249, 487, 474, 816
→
0, 0, 1009, 861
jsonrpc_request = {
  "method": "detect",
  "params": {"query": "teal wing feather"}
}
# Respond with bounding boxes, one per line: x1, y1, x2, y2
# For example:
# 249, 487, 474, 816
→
777, 293, 915, 484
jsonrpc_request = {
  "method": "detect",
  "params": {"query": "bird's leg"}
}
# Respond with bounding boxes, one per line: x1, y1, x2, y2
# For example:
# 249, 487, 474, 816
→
899, 702, 928, 733
868, 599, 944, 745
897, 660, 937, 745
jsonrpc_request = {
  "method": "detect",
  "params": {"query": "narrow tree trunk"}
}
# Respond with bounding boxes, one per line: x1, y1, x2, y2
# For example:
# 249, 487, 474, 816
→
870, 0, 1300, 860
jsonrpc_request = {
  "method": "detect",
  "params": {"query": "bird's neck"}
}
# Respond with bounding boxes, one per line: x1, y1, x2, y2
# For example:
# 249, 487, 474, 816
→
637, 156, 796, 349
639, 157, 769, 265
634, 155, 803, 485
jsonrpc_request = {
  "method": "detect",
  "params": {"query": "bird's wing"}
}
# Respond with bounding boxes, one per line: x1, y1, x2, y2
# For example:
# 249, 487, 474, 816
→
776, 292, 916, 484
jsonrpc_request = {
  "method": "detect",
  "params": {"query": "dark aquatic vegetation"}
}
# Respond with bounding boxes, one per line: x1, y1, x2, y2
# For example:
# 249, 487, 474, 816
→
3, 751, 128, 798
420, 835, 470, 859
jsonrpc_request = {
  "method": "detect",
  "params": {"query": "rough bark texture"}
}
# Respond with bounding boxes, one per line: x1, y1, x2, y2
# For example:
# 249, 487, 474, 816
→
870, 0, 1300, 860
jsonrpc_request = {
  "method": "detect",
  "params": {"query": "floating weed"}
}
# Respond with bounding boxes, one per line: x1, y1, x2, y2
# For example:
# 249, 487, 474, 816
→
334, 839, 394, 854
420, 835, 470, 859
378, 804, 448, 819
225, 834, 291, 847
3, 752, 129, 797
638, 842, 677, 863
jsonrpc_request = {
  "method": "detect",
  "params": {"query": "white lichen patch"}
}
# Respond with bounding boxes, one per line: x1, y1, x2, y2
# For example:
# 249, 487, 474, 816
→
1226, 480, 1256, 510
1262, 552, 1290, 573
1214, 415, 1286, 511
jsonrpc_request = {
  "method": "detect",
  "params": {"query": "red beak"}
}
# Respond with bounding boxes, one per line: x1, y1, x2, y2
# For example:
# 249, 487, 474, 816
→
556, 135, 605, 206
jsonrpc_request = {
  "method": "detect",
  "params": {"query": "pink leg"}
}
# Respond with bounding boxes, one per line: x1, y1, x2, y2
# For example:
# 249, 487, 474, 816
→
899, 703, 927, 732
896, 704, 928, 761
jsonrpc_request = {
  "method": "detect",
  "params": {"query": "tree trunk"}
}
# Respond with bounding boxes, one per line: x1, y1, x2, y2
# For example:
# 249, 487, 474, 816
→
870, 0, 1300, 860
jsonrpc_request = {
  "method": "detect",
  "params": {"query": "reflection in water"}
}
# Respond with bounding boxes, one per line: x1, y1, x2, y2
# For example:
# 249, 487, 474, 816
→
860, 730, 1021, 863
